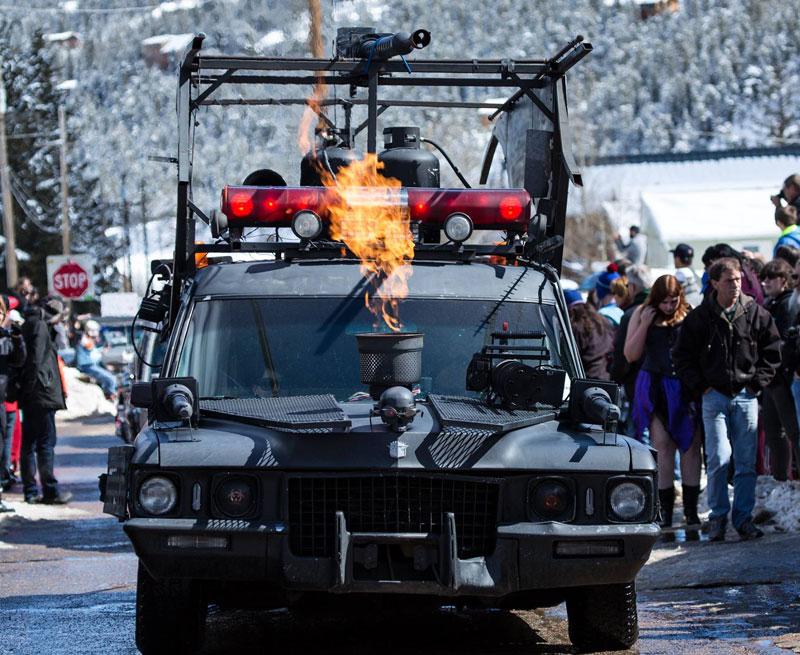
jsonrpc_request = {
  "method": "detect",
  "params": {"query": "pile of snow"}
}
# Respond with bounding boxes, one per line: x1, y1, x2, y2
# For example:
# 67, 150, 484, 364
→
753, 476, 800, 533
60, 366, 116, 420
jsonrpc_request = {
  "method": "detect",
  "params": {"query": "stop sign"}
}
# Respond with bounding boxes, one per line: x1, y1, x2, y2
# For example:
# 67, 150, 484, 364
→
52, 261, 90, 299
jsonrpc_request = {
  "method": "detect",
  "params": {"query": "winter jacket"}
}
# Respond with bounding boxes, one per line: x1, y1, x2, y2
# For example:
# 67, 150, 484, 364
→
19, 308, 67, 411
764, 289, 798, 385
574, 324, 614, 380
76, 336, 103, 368
673, 292, 781, 398
774, 225, 800, 256
0, 330, 26, 403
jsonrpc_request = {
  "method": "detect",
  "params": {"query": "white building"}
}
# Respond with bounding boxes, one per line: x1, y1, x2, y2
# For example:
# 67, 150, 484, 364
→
571, 147, 800, 267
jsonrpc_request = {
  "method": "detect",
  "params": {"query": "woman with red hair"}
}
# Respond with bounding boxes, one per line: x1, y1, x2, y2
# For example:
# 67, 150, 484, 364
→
624, 274, 701, 529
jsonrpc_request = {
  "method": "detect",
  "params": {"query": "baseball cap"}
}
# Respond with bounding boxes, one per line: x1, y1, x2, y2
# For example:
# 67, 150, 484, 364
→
563, 289, 584, 307
670, 243, 694, 260
595, 271, 621, 301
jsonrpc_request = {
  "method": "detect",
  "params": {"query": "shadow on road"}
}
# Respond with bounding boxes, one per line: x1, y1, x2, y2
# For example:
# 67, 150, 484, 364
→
0, 511, 131, 554
201, 605, 578, 654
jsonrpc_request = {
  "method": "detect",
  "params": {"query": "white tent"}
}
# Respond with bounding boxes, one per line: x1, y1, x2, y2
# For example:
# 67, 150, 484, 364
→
573, 148, 800, 267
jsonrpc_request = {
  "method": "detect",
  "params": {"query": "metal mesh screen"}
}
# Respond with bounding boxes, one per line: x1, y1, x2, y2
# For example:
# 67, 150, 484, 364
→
288, 475, 499, 559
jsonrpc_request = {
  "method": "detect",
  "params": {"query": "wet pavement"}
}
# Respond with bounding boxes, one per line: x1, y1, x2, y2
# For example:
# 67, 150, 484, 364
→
1, 416, 799, 654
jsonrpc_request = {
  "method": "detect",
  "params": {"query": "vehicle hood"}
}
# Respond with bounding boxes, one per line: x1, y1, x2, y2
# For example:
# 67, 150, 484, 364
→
141, 403, 643, 473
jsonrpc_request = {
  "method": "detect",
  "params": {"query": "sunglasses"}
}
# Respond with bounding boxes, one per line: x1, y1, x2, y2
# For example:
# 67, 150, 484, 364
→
763, 272, 785, 280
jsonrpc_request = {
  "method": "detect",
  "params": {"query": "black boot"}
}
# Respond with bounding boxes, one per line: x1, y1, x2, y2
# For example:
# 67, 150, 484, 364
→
658, 487, 675, 529
682, 484, 701, 527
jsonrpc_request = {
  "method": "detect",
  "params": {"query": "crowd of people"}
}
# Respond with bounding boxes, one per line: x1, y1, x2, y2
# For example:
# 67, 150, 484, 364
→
565, 173, 800, 542
0, 277, 117, 513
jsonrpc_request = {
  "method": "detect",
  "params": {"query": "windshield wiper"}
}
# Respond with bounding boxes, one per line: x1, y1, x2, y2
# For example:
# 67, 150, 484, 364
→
251, 299, 279, 397
199, 395, 239, 401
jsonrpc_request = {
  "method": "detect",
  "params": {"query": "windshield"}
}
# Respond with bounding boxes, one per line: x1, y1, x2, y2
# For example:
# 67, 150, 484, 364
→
101, 326, 129, 347
176, 296, 570, 401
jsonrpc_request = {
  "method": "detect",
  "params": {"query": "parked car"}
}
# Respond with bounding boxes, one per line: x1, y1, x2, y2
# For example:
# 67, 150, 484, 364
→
115, 329, 166, 444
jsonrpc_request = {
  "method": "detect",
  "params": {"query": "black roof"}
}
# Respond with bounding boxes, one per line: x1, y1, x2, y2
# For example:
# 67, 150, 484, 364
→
591, 145, 800, 166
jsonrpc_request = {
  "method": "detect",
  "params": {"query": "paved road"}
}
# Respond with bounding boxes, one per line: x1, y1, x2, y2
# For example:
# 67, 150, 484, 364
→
2, 417, 799, 654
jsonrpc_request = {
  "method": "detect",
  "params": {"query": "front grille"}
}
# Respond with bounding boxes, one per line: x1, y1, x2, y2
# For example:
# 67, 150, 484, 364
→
288, 475, 500, 558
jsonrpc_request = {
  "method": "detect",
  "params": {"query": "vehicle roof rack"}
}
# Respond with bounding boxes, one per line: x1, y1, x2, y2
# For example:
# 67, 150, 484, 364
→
170, 32, 592, 327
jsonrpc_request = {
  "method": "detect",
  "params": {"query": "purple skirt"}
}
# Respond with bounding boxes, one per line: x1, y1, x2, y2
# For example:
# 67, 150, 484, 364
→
632, 370, 696, 453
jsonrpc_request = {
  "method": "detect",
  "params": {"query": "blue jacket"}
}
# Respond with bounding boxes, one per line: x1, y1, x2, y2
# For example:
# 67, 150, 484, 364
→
774, 226, 800, 256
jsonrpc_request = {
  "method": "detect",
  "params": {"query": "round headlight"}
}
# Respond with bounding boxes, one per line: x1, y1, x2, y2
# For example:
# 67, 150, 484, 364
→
138, 476, 178, 515
215, 477, 256, 518
291, 210, 323, 240
444, 213, 473, 243
609, 482, 646, 521
531, 478, 572, 520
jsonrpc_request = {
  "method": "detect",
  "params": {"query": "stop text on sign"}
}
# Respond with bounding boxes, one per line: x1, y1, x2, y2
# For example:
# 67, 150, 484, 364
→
53, 270, 88, 292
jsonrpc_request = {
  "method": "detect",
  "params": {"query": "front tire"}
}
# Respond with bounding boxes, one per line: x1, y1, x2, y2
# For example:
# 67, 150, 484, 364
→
566, 582, 638, 651
135, 561, 207, 654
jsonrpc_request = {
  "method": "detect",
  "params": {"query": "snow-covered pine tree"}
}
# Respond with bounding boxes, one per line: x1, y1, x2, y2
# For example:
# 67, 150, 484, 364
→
0, 27, 119, 293
0, 29, 63, 291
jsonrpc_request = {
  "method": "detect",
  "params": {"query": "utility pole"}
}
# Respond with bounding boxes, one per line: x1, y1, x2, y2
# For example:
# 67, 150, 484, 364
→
58, 104, 70, 255
0, 67, 18, 287
140, 178, 149, 263
121, 184, 132, 292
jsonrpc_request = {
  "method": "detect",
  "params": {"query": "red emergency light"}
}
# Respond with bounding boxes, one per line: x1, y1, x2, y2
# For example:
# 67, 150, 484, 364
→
219, 186, 532, 239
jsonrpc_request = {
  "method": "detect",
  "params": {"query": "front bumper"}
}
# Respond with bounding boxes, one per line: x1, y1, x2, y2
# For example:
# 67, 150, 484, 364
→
124, 516, 659, 597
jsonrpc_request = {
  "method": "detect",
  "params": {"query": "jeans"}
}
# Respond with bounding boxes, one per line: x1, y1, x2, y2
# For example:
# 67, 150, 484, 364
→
78, 364, 117, 396
702, 389, 759, 529
762, 381, 800, 480
0, 409, 12, 482
20, 408, 59, 500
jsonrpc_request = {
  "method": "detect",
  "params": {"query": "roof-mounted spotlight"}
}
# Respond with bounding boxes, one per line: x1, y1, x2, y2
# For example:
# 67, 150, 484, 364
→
444, 212, 473, 243
291, 210, 324, 240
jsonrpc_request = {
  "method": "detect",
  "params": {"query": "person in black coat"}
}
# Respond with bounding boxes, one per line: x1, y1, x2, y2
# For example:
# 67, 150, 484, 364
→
674, 258, 781, 542
18, 298, 69, 505
760, 259, 800, 480
0, 296, 25, 512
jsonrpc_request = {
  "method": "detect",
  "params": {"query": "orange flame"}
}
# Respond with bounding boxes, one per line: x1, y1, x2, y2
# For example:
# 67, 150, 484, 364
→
320, 154, 415, 331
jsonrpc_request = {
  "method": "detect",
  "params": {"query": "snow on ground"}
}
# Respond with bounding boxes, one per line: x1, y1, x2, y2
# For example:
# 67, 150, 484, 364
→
753, 476, 800, 533
61, 367, 116, 420
0, 501, 90, 537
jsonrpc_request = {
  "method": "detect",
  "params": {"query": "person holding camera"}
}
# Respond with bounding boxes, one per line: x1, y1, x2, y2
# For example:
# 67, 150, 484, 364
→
760, 259, 800, 480
19, 297, 69, 505
674, 258, 781, 541
771, 174, 800, 213
0, 296, 25, 512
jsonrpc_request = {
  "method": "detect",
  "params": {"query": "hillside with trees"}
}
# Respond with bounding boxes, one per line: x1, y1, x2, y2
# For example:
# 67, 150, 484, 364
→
0, 0, 797, 290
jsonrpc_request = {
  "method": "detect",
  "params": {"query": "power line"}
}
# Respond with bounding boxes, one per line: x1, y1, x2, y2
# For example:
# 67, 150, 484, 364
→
6, 170, 61, 234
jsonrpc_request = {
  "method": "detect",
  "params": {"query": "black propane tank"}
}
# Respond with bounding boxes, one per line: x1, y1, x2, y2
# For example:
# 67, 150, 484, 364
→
378, 127, 439, 188
300, 145, 359, 186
